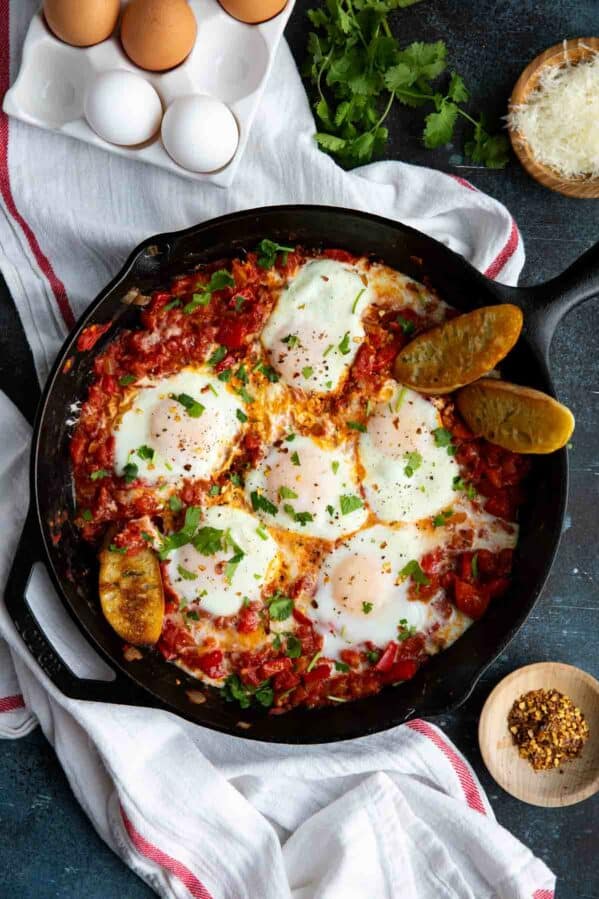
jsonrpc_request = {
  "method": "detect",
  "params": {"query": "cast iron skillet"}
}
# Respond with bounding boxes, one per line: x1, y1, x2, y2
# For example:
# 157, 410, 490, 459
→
5, 206, 598, 743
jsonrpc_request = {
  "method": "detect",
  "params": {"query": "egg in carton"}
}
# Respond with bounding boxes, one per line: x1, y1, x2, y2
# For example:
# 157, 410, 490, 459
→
3, 0, 294, 187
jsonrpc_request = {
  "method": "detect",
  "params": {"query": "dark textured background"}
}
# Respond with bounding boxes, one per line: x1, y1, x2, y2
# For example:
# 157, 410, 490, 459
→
1, 1, 598, 897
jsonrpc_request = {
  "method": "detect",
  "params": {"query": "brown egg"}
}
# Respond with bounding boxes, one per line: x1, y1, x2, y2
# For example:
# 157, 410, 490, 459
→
218, 0, 287, 24
121, 0, 197, 72
43, 0, 120, 47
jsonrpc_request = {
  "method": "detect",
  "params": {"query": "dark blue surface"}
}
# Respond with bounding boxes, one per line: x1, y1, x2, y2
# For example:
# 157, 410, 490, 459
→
1, 1, 598, 897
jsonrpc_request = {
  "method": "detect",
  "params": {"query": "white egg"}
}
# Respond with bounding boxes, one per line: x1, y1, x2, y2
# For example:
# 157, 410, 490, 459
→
311, 524, 442, 658
261, 259, 372, 394
244, 433, 368, 539
113, 368, 243, 483
359, 385, 458, 523
165, 506, 279, 617
84, 70, 162, 146
161, 95, 239, 173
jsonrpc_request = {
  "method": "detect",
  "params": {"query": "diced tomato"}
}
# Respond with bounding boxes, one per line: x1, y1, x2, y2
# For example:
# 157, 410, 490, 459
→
321, 248, 356, 263
195, 649, 225, 679
453, 579, 489, 619
70, 432, 87, 467
340, 649, 361, 669
396, 635, 425, 659
375, 641, 398, 673
459, 551, 476, 582
303, 664, 330, 686
157, 621, 196, 660
484, 494, 513, 521
274, 669, 300, 691
237, 606, 259, 633
292, 607, 312, 626
260, 658, 292, 678
421, 548, 444, 576
381, 659, 419, 684
77, 323, 111, 352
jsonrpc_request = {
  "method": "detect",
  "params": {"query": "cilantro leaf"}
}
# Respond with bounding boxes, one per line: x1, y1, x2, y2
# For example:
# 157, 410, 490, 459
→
171, 392, 205, 418
193, 526, 225, 556
268, 593, 293, 621
423, 100, 458, 149
256, 239, 294, 269
251, 491, 278, 516
399, 559, 430, 586
340, 494, 363, 515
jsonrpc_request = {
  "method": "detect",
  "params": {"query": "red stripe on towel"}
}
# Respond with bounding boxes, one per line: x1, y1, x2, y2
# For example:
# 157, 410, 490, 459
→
0, 1, 75, 329
533, 891, 555, 899
121, 807, 214, 899
0, 693, 25, 713
407, 719, 487, 815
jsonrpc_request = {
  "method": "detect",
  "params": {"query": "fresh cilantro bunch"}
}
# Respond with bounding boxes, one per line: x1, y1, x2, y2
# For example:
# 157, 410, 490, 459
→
304, 0, 509, 169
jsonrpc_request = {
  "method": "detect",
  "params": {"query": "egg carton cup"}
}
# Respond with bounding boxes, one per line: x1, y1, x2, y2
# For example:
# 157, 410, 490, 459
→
3, 0, 295, 187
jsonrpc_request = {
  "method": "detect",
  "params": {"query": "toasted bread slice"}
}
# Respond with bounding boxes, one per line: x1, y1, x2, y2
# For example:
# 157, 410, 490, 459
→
99, 543, 164, 645
456, 379, 574, 454
393, 305, 523, 394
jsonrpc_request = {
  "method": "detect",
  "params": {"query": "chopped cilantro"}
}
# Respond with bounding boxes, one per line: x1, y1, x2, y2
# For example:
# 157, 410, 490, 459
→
177, 565, 197, 581
302, 366, 314, 379
255, 361, 279, 382
169, 495, 183, 512
81, 509, 93, 521
221, 674, 274, 709
236, 408, 248, 423
255, 525, 268, 541
347, 420, 366, 432
285, 433, 296, 442
323, 343, 334, 357
282, 333, 300, 348
471, 553, 479, 580
234, 295, 245, 311
432, 508, 453, 528
267, 592, 293, 620
236, 364, 248, 384
193, 526, 226, 556
108, 544, 126, 554
186, 610, 200, 621
225, 549, 245, 583
399, 559, 430, 586
340, 494, 363, 515
137, 445, 155, 461
208, 345, 227, 367
452, 476, 477, 499
432, 427, 453, 448
397, 618, 417, 641
90, 469, 109, 481
284, 504, 314, 526
326, 504, 335, 517
331, 460, 340, 475
352, 288, 366, 314
335, 660, 350, 672
229, 472, 242, 487
251, 491, 278, 515
338, 331, 351, 355
397, 316, 416, 336
256, 238, 294, 269
183, 291, 211, 314
123, 462, 139, 483
209, 485, 221, 496
367, 650, 380, 665
291, 451, 300, 466
118, 374, 136, 386
403, 451, 422, 477
171, 392, 205, 418
217, 368, 232, 382
278, 486, 298, 500
362, 601, 373, 614
237, 386, 254, 404
163, 299, 181, 312
285, 635, 302, 658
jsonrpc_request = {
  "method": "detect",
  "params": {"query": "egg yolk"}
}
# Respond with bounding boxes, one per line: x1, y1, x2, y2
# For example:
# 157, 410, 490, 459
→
330, 554, 389, 615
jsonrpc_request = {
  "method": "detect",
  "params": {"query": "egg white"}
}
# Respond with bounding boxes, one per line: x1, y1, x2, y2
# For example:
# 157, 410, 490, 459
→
261, 258, 372, 394
165, 506, 280, 618
113, 368, 243, 484
359, 385, 458, 523
244, 433, 368, 539
311, 523, 441, 658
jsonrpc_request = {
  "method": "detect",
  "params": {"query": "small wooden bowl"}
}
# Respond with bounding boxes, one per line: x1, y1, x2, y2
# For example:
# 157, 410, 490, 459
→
479, 662, 599, 807
508, 37, 599, 198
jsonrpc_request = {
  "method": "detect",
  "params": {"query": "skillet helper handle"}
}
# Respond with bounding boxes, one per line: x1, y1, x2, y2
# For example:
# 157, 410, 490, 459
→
500, 238, 599, 363
4, 506, 132, 704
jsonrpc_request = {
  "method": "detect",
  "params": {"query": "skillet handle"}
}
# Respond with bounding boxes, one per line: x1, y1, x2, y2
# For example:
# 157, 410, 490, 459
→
5, 507, 138, 705
490, 239, 599, 364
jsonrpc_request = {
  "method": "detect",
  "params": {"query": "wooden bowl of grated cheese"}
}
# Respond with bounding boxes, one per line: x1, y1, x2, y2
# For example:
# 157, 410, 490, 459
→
508, 37, 599, 198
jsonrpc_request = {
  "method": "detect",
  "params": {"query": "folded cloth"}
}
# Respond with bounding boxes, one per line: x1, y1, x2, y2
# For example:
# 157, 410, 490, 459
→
0, 3, 554, 897
0, 403, 554, 899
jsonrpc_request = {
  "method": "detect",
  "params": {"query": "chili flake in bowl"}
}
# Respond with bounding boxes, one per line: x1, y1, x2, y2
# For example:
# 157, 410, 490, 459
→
508, 689, 589, 772
479, 662, 599, 806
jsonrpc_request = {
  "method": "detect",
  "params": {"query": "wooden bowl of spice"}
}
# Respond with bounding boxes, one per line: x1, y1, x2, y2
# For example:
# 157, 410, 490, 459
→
479, 662, 599, 807
508, 38, 599, 198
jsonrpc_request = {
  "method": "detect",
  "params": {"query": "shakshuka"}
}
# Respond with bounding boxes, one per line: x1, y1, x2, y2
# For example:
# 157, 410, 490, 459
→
71, 243, 529, 713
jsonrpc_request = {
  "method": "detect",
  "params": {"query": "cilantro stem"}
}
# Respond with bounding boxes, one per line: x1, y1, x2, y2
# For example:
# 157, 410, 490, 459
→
382, 18, 392, 39
345, 0, 368, 50
456, 108, 478, 128
373, 90, 395, 133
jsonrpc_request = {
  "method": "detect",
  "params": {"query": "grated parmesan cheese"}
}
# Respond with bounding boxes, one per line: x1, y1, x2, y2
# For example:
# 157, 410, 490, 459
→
508, 48, 599, 178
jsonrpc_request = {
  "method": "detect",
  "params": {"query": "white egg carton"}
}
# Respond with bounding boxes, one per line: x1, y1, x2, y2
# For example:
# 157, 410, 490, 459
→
3, 0, 295, 187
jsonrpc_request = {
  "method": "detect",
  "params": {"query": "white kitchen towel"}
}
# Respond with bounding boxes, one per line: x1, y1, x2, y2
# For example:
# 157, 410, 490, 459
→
0, 1, 554, 897
0, 394, 554, 899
